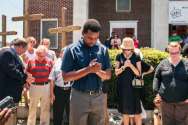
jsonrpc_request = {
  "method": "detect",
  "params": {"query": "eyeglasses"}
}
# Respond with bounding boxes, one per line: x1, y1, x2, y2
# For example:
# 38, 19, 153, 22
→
169, 52, 180, 55
37, 53, 46, 58
123, 49, 131, 51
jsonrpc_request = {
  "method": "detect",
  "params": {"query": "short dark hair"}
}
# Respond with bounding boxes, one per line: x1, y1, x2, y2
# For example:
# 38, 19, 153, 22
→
83, 19, 101, 33
10, 38, 19, 46
114, 34, 118, 38
13, 38, 28, 48
182, 44, 188, 56
172, 30, 177, 33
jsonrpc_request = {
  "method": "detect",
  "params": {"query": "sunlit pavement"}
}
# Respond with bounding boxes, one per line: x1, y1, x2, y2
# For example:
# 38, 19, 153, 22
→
17, 118, 53, 125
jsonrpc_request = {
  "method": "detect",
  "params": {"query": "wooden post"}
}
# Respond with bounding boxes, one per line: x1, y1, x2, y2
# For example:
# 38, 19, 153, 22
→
2, 15, 6, 47
24, 0, 29, 38
12, 0, 44, 38
48, 7, 81, 49
61, 7, 67, 48
0, 15, 17, 47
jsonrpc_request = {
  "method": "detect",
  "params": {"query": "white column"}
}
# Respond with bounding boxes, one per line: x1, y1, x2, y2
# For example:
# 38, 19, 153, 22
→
73, 0, 89, 43
151, 0, 169, 51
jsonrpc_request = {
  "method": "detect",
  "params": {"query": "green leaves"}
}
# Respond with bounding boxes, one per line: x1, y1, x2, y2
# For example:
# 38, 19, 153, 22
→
107, 48, 169, 109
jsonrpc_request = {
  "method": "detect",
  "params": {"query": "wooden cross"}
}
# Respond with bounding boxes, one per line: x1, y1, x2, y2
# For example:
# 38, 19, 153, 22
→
11, 0, 44, 38
48, 7, 81, 48
0, 15, 17, 47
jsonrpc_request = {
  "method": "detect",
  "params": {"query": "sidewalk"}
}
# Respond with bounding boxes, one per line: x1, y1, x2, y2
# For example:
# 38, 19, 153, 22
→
16, 107, 153, 125
17, 118, 53, 125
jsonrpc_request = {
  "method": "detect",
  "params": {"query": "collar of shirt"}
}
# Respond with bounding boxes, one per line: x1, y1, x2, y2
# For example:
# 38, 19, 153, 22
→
34, 56, 47, 62
11, 46, 22, 65
78, 37, 100, 47
55, 58, 62, 64
11, 46, 18, 55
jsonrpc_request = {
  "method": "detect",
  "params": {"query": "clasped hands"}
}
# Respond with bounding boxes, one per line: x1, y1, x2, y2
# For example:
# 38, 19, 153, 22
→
26, 74, 35, 84
122, 59, 132, 70
88, 59, 102, 73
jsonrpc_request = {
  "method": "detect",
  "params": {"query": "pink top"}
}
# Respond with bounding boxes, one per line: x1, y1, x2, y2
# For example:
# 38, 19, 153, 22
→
133, 40, 138, 48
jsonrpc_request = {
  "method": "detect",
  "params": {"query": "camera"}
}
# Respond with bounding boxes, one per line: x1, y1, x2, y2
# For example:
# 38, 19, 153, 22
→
0, 96, 15, 110
0, 96, 18, 114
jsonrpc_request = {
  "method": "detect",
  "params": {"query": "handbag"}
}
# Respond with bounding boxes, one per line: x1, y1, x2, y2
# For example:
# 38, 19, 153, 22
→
132, 73, 144, 88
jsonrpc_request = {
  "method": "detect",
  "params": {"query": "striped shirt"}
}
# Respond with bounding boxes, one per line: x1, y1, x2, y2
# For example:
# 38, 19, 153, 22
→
26, 57, 53, 83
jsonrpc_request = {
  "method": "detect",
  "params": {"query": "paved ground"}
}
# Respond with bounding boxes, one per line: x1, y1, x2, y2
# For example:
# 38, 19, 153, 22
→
17, 118, 153, 125
17, 118, 53, 125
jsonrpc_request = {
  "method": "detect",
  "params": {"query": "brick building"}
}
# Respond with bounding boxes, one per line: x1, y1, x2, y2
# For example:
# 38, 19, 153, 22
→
27, 0, 152, 56
28, 0, 73, 56
89, 0, 151, 47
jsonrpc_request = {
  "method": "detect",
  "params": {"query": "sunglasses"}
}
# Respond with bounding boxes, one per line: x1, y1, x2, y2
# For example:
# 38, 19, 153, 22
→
123, 49, 131, 51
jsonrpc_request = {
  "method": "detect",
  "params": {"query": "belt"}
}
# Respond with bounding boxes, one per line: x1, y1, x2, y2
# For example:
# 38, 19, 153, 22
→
32, 82, 49, 85
80, 88, 102, 95
56, 86, 71, 90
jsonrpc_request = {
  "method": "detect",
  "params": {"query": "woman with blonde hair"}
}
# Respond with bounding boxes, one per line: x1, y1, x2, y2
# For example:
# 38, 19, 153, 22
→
22, 37, 37, 65
22, 36, 37, 109
115, 37, 142, 125
153, 42, 188, 125
40, 38, 57, 64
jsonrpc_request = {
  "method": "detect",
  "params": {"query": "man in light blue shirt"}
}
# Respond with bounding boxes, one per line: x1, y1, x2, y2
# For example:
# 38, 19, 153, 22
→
49, 47, 71, 125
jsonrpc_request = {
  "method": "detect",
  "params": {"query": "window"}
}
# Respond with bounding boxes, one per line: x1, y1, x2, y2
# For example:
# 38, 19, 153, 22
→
116, 0, 131, 12
41, 19, 58, 49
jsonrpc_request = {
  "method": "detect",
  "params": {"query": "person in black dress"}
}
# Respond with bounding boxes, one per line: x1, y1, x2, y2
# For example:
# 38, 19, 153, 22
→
129, 60, 154, 125
115, 37, 142, 125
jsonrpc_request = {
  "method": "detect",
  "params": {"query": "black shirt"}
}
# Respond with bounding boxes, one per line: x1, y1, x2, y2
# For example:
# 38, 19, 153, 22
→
153, 58, 188, 103
140, 60, 151, 104
141, 60, 151, 73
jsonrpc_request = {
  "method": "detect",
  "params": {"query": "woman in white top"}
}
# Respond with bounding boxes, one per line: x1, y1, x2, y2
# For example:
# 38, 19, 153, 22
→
111, 34, 121, 50
22, 37, 37, 109
22, 37, 37, 65
40, 38, 57, 64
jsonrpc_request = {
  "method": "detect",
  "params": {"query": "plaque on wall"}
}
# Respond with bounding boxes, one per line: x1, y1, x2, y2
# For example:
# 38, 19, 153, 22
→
42, 20, 58, 49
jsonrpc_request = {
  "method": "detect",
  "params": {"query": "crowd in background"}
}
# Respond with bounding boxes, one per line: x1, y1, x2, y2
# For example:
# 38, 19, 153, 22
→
1, 19, 188, 125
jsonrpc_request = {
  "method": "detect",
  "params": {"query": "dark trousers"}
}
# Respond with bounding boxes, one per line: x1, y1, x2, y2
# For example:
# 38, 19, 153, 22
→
160, 100, 188, 125
53, 86, 71, 125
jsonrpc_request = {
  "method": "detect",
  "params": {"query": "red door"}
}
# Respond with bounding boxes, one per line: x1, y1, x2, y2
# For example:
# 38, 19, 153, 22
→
123, 28, 134, 38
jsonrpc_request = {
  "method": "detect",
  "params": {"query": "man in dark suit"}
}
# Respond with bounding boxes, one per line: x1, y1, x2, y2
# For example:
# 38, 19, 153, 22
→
0, 38, 35, 125
0, 38, 35, 102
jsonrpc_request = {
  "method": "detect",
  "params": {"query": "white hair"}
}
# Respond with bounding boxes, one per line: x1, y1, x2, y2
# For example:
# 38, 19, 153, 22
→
36, 45, 48, 53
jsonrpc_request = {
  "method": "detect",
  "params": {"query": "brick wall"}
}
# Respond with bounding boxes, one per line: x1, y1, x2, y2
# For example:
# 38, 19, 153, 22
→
89, 0, 151, 47
28, 0, 73, 56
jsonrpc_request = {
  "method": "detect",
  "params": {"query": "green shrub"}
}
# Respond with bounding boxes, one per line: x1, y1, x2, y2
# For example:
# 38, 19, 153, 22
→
107, 48, 170, 109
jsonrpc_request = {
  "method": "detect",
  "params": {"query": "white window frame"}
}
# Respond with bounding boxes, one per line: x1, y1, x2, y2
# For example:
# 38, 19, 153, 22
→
116, 0, 131, 12
40, 18, 58, 49
109, 21, 138, 38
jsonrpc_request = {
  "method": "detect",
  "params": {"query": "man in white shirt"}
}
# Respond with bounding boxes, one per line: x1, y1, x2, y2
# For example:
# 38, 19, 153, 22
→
49, 47, 71, 125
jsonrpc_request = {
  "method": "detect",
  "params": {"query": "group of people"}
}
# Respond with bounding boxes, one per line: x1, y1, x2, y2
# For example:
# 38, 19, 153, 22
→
0, 18, 188, 125
105, 32, 139, 50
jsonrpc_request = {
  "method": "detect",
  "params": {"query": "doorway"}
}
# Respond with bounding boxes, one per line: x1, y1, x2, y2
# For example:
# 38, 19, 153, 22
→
112, 28, 134, 41
169, 24, 188, 39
